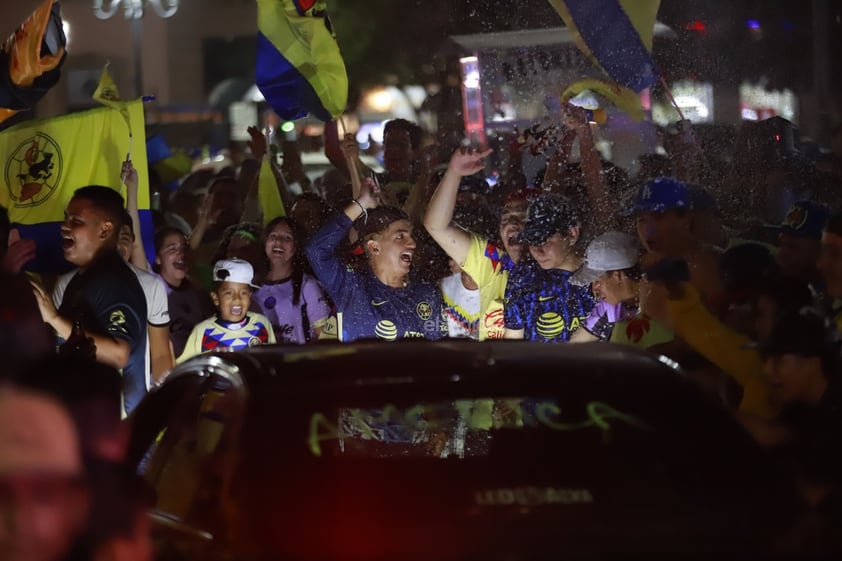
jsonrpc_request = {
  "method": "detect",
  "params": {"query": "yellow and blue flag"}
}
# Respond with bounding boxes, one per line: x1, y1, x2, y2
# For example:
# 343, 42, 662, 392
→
92, 63, 132, 137
258, 157, 285, 225
0, 100, 151, 273
256, 0, 348, 122
146, 134, 193, 189
548, 0, 660, 92
0, 0, 67, 125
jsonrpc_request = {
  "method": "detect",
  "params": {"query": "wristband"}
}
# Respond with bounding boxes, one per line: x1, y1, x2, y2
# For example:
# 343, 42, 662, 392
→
352, 199, 368, 223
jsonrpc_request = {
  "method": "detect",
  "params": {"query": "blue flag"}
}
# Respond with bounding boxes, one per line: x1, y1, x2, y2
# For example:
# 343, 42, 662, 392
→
256, 0, 348, 122
548, 0, 660, 92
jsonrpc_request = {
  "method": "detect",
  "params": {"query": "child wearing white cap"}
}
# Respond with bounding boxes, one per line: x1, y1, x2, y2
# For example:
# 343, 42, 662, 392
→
177, 258, 276, 362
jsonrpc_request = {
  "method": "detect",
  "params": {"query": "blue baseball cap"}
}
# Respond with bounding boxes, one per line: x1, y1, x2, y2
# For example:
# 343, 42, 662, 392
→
628, 177, 692, 215
767, 200, 831, 240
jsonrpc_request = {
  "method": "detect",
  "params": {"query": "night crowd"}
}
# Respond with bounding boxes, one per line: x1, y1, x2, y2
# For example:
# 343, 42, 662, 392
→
2, 104, 842, 560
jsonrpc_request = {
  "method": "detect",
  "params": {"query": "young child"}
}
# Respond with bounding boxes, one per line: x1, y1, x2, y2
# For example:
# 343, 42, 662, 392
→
178, 258, 275, 363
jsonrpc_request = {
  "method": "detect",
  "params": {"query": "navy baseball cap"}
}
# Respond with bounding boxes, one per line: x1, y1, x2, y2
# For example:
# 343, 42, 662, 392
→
766, 200, 831, 240
519, 193, 579, 246
627, 177, 692, 215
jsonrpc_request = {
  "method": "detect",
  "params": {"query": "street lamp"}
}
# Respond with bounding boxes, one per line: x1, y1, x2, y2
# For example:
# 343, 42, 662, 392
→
92, 0, 180, 96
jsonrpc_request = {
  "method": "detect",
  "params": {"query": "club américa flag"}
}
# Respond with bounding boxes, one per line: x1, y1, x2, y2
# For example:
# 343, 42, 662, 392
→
0, 100, 152, 273
256, 0, 348, 122
548, 0, 661, 92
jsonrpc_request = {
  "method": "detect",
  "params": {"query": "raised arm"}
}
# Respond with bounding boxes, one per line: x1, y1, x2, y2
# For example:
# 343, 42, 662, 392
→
122, 159, 150, 270
305, 178, 378, 308
563, 104, 613, 228
541, 128, 576, 192
403, 144, 438, 226
423, 147, 492, 266
339, 133, 364, 199
188, 192, 216, 250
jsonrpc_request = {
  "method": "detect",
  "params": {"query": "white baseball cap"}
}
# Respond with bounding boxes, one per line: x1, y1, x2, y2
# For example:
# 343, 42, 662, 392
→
213, 258, 259, 288
571, 231, 640, 286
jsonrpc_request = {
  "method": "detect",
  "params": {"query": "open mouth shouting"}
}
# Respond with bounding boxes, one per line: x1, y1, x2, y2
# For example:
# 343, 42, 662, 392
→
400, 249, 414, 266
228, 305, 246, 320
61, 232, 74, 252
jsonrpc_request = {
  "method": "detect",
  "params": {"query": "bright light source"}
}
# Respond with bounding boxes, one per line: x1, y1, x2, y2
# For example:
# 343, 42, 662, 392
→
674, 95, 709, 120
741, 107, 759, 121
657, 355, 680, 371
747, 19, 761, 30
683, 20, 706, 32
62, 21, 71, 45
463, 70, 480, 90
366, 89, 393, 113
280, 121, 295, 133
357, 122, 385, 145
459, 56, 478, 64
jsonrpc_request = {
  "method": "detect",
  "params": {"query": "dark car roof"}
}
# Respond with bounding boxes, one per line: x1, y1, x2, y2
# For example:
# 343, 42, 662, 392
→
131, 342, 816, 561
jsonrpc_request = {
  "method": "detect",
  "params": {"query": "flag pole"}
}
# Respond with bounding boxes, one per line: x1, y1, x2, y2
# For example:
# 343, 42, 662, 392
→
659, 77, 686, 122
337, 116, 362, 199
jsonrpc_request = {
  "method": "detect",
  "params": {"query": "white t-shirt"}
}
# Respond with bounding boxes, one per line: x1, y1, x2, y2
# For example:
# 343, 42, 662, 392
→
440, 271, 480, 340
54, 263, 170, 389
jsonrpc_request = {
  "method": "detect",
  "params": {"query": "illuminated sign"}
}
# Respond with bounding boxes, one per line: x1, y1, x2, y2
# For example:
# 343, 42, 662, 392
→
460, 56, 486, 147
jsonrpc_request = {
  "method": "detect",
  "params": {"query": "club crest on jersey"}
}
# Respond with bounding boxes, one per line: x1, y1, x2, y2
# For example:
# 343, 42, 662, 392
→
416, 301, 433, 321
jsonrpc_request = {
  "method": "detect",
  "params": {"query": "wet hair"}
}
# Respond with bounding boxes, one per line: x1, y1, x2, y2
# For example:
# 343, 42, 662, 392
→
354, 206, 409, 242
262, 216, 308, 307
73, 186, 126, 234
384, 118, 423, 151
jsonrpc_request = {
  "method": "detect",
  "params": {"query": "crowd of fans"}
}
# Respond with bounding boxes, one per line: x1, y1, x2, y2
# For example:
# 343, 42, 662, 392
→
2, 105, 842, 559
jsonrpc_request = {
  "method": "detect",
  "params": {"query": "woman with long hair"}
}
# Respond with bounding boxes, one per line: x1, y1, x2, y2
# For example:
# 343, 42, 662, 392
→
153, 227, 213, 358
252, 217, 332, 343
